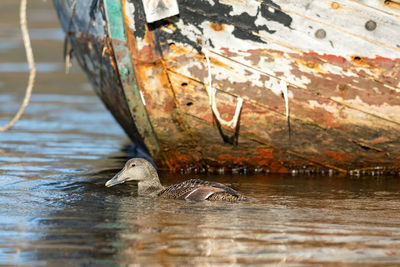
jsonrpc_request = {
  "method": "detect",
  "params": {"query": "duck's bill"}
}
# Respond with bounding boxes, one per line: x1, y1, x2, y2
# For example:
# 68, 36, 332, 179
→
105, 170, 124, 187
105, 177, 123, 187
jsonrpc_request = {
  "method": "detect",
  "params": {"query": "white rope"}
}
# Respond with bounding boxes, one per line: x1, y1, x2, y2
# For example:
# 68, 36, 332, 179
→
203, 48, 243, 129
0, 0, 35, 132
280, 80, 289, 120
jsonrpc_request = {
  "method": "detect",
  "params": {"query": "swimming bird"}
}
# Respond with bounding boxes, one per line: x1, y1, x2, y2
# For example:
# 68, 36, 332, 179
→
105, 158, 250, 202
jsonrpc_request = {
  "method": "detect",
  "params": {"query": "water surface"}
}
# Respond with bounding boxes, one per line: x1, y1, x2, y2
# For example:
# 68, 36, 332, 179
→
1, 1, 400, 265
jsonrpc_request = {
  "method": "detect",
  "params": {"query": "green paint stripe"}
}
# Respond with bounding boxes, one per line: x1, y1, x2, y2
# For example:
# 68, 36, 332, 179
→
104, 0, 163, 160
104, 0, 125, 41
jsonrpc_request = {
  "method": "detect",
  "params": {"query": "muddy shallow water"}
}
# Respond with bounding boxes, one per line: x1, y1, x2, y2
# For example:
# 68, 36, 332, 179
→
1, 1, 400, 265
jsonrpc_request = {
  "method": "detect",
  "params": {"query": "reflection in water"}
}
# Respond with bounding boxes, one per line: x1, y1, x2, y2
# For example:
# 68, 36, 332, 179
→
1, 0, 400, 265
0, 88, 129, 265
105, 175, 400, 265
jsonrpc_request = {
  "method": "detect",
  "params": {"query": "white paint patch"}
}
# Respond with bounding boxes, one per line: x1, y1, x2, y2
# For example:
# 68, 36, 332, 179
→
173, 20, 206, 46
383, 83, 400, 94
174, 18, 294, 55
330, 95, 400, 125
371, 86, 380, 94
340, 96, 400, 124
321, 63, 358, 78
203, 49, 287, 97
222, 0, 258, 17
268, 6, 275, 13
354, 66, 375, 77
264, 79, 285, 96
200, 49, 298, 100
256, 56, 312, 88
201, 22, 267, 51
308, 100, 338, 114
125, 0, 136, 31
141, 0, 179, 23
136, 37, 148, 52
298, 75, 311, 86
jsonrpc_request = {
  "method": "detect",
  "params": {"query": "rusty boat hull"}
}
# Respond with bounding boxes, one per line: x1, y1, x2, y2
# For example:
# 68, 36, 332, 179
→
54, 0, 400, 174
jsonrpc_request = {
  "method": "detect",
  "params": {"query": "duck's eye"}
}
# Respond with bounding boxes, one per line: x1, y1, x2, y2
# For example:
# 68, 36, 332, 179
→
130, 163, 136, 168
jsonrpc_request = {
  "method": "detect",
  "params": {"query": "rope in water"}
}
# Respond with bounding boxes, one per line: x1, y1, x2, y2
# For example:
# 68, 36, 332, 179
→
0, 0, 35, 132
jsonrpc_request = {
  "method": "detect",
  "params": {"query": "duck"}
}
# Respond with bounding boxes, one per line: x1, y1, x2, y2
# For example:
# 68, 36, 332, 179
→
105, 158, 250, 202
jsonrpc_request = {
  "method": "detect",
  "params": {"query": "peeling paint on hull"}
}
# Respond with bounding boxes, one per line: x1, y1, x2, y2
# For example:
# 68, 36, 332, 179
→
54, 0, 400, 174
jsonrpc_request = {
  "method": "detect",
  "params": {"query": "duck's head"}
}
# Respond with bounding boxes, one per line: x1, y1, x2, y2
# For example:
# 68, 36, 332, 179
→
105, 158, 158, 187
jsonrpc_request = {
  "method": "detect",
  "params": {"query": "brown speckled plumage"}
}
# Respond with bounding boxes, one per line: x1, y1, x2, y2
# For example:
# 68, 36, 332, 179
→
157, 179, 249, 201
106, 158, 251, 202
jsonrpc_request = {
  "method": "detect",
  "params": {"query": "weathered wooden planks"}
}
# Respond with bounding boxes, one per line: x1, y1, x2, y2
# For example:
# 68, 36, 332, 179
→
157, 0, 400, 124
54, 0, 400, 173
148, 0, 400, 171
351, 0, 400, 18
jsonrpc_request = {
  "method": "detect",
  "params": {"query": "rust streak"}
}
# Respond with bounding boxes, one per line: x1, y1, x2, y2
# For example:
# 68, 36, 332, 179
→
105, 35, 119, 76
350, 55, 370, 67
331, 2, 340, 9
210, 21, 225, 31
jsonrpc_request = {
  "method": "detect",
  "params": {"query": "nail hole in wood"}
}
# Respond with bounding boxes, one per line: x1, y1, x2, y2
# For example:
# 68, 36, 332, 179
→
315, 29, 326, 39
365, 20, 377, 31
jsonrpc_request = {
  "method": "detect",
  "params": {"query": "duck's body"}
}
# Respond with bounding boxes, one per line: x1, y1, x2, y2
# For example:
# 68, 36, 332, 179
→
105, 158, 250, 202
158, 179, 249, 201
